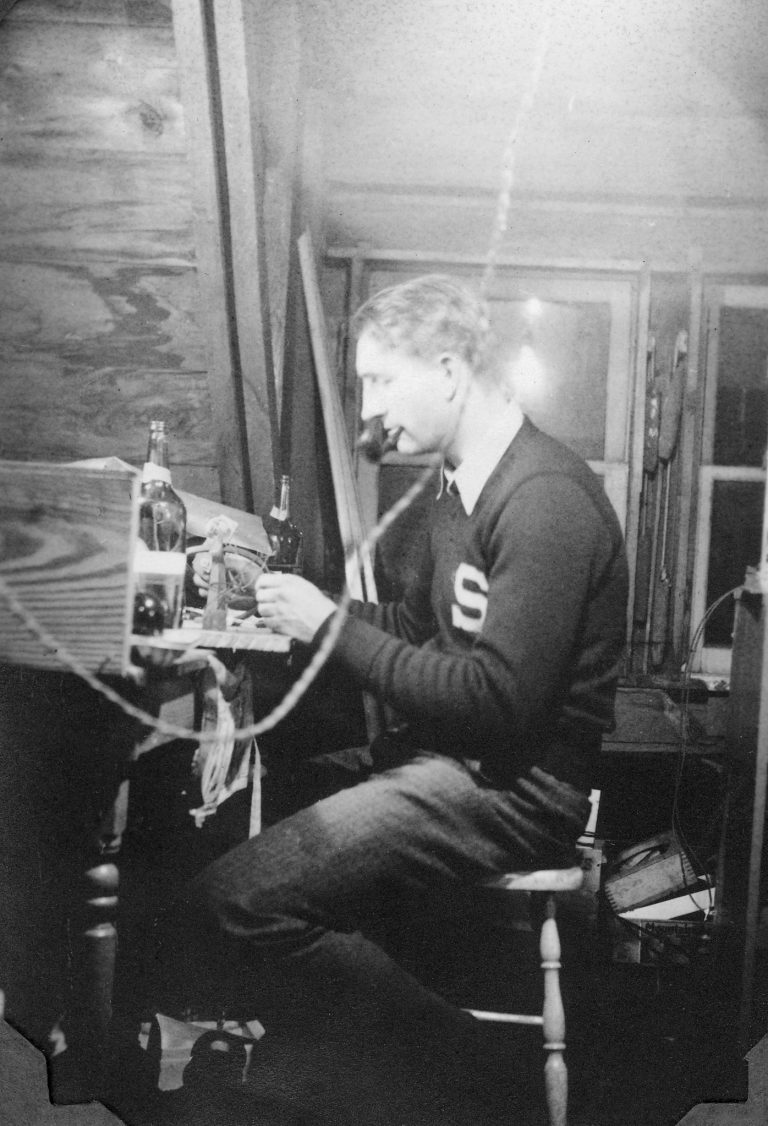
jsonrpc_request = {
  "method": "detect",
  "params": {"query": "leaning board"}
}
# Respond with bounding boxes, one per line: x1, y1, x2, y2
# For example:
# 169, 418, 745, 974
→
0, 461, 139, 676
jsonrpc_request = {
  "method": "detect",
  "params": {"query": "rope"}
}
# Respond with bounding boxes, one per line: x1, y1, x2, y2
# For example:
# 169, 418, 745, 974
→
0, 461, 437, 746
1, 14, 553, 745
480, 3, 554, 298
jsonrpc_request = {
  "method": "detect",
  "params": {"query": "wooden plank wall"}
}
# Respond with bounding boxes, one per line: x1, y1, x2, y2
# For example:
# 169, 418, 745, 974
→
0, 0, 220, 499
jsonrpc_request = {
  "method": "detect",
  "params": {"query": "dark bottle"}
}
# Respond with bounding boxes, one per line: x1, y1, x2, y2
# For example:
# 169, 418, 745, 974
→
138, 420, 187, 553
263, 474, 303, 572
134, 421, 187, 637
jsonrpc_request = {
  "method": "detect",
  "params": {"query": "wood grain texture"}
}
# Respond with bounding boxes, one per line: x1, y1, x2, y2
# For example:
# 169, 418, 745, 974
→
0, 2, 224, 498
0, 20, 184, 156
213, 0, 278, 510
0, 258, 216, 467
0, 155, 195, 264
0, 260, 206, 369
169, 0, 253, 512
259, 0, 301, 431
0, 363, 216, 464
8, 0, 172, 25
0, 461, 139, 674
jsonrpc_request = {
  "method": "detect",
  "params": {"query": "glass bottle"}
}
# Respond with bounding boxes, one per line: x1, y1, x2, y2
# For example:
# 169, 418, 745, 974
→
263, 474, 303, 572
138, 420, 187, 553
134, 420, 187, 634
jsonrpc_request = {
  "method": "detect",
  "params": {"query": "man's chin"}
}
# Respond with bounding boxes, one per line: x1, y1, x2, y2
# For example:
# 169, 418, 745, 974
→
391, 431, 415, 455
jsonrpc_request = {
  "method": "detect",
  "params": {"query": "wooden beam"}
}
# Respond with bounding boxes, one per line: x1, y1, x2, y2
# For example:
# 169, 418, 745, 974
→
299, 231, 383, 741
298, 231, 376, 603
624, 266, 651, 665
170, 0, 253, 511
281, 91, 333, 583
326, 246, 647, 274
211, 0, 279, 513
672, 254, 704, 662
259, 0, 302, 441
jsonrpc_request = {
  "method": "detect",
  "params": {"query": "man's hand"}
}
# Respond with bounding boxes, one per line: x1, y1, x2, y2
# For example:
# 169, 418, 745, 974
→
254, 572, 336, 643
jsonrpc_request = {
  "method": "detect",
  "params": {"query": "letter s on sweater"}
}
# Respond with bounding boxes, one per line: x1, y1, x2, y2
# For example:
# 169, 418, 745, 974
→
451, 562, 489, 634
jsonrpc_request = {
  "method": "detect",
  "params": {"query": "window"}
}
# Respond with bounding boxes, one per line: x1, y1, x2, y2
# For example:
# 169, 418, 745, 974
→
359, 266, 638, 534
336, 260, 644, 616
691, 286, 768, 675
484, 275, 635, 533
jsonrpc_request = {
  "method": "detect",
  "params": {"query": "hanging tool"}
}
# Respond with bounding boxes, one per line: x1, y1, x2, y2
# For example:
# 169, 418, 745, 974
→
649, 331, 687, 668
633, 338, 659, 671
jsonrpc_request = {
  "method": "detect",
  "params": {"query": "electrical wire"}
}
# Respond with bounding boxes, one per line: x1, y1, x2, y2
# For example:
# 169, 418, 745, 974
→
0, 7, 554, 755
669, 584, 743, 917
0, 460, 438, 747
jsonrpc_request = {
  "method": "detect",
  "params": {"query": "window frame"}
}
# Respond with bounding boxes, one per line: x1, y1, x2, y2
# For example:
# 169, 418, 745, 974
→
336, 256, 650, 654
690, 284, 768, 676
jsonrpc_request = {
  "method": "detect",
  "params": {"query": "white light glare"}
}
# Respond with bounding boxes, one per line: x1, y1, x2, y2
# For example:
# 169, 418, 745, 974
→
511, 343, 547, 406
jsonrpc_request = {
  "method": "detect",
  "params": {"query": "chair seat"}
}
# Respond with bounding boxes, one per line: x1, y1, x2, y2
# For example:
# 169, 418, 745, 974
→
480, 866, 584, 894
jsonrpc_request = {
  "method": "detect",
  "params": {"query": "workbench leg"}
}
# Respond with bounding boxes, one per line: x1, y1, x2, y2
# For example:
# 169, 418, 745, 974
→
50, 781, 128, 1104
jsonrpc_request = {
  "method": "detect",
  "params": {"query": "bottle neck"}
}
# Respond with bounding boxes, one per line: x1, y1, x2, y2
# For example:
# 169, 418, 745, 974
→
270, 476, 292, 520
143, 422, 172, 484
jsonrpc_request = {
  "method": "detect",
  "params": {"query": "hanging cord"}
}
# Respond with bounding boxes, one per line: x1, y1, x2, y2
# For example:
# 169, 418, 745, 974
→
480, 3, 554, 299
0, 461, 437, 746
669, 584, 742, 916
1, 16, 554, 747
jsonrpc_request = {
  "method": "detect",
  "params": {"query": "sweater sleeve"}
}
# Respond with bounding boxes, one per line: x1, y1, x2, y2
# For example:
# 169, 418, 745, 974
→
330, 475, 614, 745
346, 531, 437, 645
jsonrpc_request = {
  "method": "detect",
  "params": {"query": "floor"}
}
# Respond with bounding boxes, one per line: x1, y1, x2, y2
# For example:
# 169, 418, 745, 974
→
24, 719, 768, 1126
87, 891, 766, 1126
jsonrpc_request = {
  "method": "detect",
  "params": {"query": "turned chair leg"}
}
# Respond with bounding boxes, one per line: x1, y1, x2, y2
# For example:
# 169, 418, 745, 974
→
540, 892, 568, 1126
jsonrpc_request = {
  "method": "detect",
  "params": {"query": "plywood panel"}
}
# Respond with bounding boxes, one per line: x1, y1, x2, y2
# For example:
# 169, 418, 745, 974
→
0, 155, 194, 263
0, 21, 184, 156
0, 259, 205, 366
0, 256, 215, 464
8, 0, 172, 25
0, 461, 139, 675
0, 362, 215, 465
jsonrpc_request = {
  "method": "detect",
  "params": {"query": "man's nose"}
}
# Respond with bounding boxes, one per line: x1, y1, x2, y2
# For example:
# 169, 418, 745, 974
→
360, 382, 382, 423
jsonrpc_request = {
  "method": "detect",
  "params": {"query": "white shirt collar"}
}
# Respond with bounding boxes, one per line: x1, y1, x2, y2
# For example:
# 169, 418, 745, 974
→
442, 399, 524, 515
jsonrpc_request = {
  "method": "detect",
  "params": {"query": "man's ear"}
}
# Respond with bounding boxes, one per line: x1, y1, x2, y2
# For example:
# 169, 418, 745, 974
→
438, 353, 465, 401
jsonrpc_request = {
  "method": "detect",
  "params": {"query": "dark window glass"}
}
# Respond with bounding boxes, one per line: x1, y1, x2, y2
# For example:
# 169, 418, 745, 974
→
704, 480, 764, 646
714, 307, 768, 467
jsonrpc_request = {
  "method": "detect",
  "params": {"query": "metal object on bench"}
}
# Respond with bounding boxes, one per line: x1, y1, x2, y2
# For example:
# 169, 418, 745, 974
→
464, 865, 584, 1126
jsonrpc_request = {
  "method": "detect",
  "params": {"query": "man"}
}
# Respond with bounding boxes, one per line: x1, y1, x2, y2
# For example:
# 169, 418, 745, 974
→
168, 275, 628, 1124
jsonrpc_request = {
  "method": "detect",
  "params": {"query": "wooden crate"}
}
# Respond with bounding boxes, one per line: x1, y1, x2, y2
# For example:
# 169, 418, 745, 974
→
0, 460, 139, 676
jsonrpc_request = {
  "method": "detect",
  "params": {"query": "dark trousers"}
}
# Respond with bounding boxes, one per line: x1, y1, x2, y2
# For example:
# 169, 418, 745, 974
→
158, 740, 591, 1124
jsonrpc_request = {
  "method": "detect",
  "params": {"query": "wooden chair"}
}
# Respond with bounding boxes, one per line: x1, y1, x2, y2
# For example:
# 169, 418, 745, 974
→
464, 864, 585, 1126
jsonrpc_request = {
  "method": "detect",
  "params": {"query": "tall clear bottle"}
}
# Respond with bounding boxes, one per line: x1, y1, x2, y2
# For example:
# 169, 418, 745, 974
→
134, 420, 187, 634
263, 474, 303, 573
139, 420, 187, 553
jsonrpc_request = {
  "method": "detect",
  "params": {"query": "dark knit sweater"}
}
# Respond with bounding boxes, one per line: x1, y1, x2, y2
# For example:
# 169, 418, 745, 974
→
331, 418, 628, 784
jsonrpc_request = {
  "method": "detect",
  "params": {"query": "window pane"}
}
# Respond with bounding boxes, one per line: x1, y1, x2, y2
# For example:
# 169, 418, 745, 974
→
704, 480, 764, 646
714, 307, 768, 467
490, 298, 609, 461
